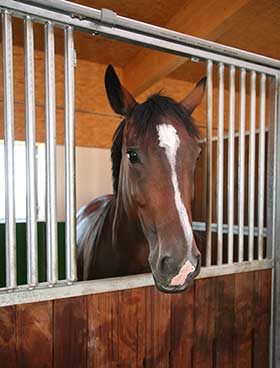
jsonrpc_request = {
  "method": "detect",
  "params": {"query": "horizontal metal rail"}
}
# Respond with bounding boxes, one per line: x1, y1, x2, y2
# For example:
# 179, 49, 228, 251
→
0, 259, 273, 307
198, 127, 269, 144
192, 221, 267, 237
11, 0, 280, 71
0, 0, 279, 76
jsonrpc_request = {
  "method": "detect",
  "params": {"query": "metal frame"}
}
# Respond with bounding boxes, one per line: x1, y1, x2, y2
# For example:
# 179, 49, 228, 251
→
0, 0, 279, 76
0, 259, 272, 307
0, 0, 279, 365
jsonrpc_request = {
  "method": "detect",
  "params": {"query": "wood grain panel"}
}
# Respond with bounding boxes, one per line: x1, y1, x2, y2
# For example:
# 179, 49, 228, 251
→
193, 278, 216, 368
0, 271, 272, 368
54, 296, 88, 368
170, 285, 194, 368
0, 306, 17, 368
144, 286, 171, 368
87, 291, 119, 367
234, 272, 254, 368
0, 44, 122, 148
253, 269, 271, 368
215, 274, 236, 367
0, 102, 120, 148
117, 288, 146, 367
16, 301, 53, 368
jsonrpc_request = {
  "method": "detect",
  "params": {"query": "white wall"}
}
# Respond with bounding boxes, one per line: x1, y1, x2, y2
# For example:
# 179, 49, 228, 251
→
56, 145, 113, 221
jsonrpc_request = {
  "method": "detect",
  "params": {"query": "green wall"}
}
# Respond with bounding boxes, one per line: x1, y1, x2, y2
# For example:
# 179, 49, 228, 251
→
0, 222, 66, 287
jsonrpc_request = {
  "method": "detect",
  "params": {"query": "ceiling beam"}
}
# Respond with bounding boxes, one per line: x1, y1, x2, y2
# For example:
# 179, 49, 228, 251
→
123, 0, 250, 96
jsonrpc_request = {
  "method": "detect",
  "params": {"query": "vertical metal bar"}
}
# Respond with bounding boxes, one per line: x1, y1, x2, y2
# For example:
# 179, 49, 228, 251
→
64, 26, 77, 283
268, 76, 277, 368
248, 71, 256, 261
2, 11, 16, 289
217, 62, 224, 265
24, 16, 38, 287
269, 76, 280, 368
267, 79, 277, 261
257, 73, 266, 260
238, 68, 246, 262
228, 65, 235, 264
45, 22, 58, 285
205, 60, 213, 267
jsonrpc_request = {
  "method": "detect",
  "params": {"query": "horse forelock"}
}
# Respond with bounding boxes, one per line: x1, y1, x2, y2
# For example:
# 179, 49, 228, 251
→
110, 93, 200, 194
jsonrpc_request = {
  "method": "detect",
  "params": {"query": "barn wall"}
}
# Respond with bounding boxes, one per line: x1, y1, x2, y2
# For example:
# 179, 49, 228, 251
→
0, 270, 271, 368
0, 40, 123, 148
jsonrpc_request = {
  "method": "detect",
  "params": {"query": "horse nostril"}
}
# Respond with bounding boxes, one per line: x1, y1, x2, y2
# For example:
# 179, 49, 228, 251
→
159, 256, 176, 274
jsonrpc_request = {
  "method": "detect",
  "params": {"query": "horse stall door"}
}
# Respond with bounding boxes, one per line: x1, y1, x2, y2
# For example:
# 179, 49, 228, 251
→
0, 270, 271, 367
0, 1, 279, 368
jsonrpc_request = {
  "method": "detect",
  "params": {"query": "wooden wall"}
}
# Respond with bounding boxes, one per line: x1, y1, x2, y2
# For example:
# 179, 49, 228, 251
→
0, 36, 123, 148
0, 27, 270, 150
0, 270, 271, 368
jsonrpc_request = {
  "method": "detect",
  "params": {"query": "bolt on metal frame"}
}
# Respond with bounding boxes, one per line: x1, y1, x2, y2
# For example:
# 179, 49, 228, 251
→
0, 0, 279, 366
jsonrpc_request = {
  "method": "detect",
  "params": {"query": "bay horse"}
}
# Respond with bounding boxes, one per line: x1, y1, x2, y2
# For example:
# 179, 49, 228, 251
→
77, 65, 206, 293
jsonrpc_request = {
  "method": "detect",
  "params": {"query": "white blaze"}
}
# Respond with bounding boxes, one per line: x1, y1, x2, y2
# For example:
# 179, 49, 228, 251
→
156, 123, 193, 248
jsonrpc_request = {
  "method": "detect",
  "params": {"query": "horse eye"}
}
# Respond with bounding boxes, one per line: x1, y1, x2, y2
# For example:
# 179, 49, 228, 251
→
127, 150, 139, 164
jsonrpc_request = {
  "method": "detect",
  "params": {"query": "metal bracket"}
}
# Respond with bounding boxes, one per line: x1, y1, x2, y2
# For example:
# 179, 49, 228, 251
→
191, 57, 200, 63
101, 8, 118, 26
73, 48, 77, 68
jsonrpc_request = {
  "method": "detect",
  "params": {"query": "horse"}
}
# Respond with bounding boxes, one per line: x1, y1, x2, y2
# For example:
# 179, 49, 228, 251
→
76, 64, 206, 293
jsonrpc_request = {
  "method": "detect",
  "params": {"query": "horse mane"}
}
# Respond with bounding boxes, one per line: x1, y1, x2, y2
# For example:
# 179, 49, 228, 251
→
111, 93, 200, 194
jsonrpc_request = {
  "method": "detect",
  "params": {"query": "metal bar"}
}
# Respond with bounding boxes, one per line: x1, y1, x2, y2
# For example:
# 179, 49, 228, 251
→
270, 76, 280, 368
0, 259, 273, 307
45, 22, 58, 285
238, 68, 246, 262
0, 1, 279, 76
192, 221, 267, 237
267, 78, 277, 260
248, 71, 257, 261
205, 60, 213, 267
24, 16, 38, 287
2, 11, 17, 289
3, 0, 280, 71
267, 76, 277, 368
64, 26, 77, 283
257, 73, 266, 260
228, 65, 235, 264
217, 62, 224, 265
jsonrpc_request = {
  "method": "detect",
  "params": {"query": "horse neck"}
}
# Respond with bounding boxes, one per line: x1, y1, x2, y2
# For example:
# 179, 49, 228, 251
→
113, 187, 144, 246
111, 184, 149, 274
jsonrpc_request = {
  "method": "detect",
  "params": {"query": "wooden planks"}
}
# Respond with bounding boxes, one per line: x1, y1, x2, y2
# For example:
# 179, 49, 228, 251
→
215, 274, 236, 367
117, 288, 146, 367
87, 291, 119, 367
253, 269, 271, 368
0, 306, 17, 368
54, 296, 88, 368
234, 272, 254, 368
144, 287, 171, 368
193, 278, 216, 367
0, 270, 272, 368
170, 286, 194, 368
16, 301, 53, 368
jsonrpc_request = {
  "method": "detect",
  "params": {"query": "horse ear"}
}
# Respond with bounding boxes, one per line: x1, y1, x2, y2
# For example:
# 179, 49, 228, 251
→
180, 77, 207, 114
105, 64, 137, 115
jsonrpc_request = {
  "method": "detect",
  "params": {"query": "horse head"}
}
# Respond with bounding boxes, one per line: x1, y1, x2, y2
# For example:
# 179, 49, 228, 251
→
105, 65, 206, 293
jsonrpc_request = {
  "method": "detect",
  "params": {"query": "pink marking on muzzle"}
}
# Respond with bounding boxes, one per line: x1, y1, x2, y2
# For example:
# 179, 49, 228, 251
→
170, 260, 195, 286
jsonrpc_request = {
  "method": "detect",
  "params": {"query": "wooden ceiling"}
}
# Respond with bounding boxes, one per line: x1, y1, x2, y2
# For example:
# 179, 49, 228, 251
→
75, 0, 280, 95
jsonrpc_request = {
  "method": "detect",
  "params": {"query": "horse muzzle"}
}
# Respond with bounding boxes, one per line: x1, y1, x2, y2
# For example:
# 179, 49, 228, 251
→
151, 254, 201, 294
